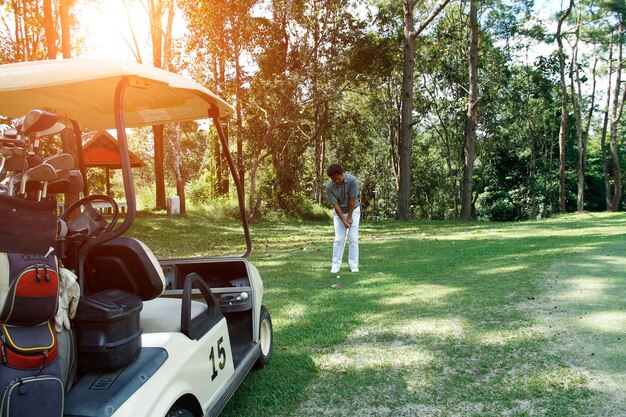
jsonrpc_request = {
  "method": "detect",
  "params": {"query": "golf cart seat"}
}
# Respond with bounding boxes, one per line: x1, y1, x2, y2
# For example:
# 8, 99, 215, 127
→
83, 237, 211, 335
83, 237, 165, 300
141, 298, 208, 333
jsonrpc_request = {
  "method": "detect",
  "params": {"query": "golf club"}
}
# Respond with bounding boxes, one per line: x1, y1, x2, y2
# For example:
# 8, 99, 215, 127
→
44, 153, 74, 171
18, 162, 57, 199
340, 225, 350, 261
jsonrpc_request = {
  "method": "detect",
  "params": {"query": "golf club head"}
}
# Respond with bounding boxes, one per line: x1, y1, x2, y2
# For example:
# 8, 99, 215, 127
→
52, 168, 70, 181
17, 110, 60, 136
3, 155, 23, 172
46, 178, 70, 195
48, 170, 83, 195
44, 153, 74, 171
0, 146, 21, 157
2, 129, 17, 139
0, 142, 24, 157
19, 163, 56, 195
35, 122, 66, 137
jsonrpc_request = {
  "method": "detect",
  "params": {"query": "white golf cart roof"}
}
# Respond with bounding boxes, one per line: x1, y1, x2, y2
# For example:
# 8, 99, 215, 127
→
0, 59, 234, 129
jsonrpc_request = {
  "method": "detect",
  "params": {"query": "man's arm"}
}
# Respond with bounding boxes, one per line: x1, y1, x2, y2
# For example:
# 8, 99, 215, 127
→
347, 196, 356, 225
334, 203, 350, 228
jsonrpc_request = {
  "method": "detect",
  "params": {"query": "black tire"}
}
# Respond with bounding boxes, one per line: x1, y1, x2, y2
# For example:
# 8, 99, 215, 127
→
253, 306, 273, 370
165, 406, 195, 417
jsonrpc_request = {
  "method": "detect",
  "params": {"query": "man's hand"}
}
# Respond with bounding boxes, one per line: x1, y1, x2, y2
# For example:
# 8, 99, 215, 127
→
347, 216, 353, 225
343, 219, 351, 228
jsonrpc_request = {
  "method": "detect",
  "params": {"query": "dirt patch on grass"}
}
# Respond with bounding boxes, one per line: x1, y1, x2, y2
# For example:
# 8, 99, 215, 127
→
518, 257, 626, 416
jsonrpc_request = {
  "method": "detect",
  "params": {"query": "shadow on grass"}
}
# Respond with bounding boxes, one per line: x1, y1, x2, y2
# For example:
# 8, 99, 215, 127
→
127, 211, 625, 416
221, 214, 625, 416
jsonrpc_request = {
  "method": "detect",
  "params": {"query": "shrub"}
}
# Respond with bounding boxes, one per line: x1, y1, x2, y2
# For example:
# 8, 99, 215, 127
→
186, 171, 217, 205
475, 188, 517, 221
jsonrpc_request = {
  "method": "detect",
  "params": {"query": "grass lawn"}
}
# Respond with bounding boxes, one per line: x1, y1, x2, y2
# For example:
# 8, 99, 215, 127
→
131, 211, 626, 417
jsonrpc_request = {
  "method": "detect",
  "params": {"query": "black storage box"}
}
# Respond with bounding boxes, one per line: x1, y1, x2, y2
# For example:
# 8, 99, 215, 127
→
74, 289, 143, 371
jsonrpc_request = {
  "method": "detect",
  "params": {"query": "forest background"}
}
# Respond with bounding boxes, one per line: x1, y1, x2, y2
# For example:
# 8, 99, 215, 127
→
1, 0, 625, 223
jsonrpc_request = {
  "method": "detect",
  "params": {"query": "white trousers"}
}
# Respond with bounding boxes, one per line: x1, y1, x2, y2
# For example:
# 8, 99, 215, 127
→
332, 205, 360, 271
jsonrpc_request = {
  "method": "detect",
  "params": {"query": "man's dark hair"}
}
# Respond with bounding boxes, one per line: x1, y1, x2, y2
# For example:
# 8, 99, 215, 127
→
327, 164, 343, 177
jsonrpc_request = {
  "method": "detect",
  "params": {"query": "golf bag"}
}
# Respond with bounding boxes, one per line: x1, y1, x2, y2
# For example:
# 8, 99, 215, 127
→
0, 194, 57, 255
0, 321, 63, 417
0, 193, 60, 327
0, 244, 63, 416
0, 252, 60, 327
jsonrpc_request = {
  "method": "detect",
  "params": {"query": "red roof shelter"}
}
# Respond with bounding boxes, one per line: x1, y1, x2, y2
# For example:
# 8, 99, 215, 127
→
82, 131, 144, 196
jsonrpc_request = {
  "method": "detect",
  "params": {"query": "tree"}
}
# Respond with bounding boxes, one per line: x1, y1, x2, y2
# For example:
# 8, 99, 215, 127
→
146, 0, 172, 210
461, 0, 479, 220
43, 0, 56, 58
608, 16, 625, 211
397, 0, 450, 220
555, 0, 574, 213
569, 13, 585, 212
59, 0, 72, 58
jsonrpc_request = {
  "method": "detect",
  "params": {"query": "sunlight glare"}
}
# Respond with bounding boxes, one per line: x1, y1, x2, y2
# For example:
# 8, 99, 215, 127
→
75, 1, 150, 60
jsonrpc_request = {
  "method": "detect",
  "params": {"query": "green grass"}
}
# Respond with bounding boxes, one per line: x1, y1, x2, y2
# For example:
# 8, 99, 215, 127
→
130, 212, 626, 417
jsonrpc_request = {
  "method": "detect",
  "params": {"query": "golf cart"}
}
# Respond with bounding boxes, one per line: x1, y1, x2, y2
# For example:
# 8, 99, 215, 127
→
0, 59, 272, 417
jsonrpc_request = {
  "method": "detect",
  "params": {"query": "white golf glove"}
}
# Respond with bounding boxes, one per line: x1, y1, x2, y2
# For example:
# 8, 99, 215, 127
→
54, 267, 80, 332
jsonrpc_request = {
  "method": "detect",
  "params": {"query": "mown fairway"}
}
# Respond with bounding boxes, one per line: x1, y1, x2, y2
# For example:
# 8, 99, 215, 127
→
131, 212, 626, 417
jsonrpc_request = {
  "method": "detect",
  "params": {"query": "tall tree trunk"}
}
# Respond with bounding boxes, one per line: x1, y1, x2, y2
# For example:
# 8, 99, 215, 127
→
584, 48, 598, 178
602, 35, 613, 209
570, 17, 584, 212
555, 0, 573, 213
43, 0, 56, 59
148, 0, 166, 210
171, 124, 186, 214
163, 0, 186, 213
210, 57, 223, 195
248, 152, 270, 223
386, 79, 400, 191
398, 0, 450, 220
212, 126, 222, 194
59, 0, 71, 58
461, 0, 479, 220
314, 103, 327, 205
312, 13, 323, 205
163, 0, 175, 70
217, 49, 229, 196
542, 115, 554, 218
12, 1, 22, 60
235, 49, 244, 190
530, 121, 537, 219
398, 1, 417, 220
153, 125, 166, 209
220, 120, 230, 195
609, 19, 624, 211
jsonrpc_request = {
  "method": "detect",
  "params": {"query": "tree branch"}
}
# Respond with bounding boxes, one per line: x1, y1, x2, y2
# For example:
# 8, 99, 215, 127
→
411, 0, 451, 40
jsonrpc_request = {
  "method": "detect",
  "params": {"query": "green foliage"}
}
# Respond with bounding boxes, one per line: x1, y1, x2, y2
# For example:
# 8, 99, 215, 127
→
475, 187, 518, 221
186, 171, 217, 205
4, 0, 624, 221
135, 184, 177, 211
188, 194, 243, 220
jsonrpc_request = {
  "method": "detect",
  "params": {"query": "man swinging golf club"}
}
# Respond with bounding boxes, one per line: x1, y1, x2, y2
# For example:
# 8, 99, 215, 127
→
325, 164, 360, 273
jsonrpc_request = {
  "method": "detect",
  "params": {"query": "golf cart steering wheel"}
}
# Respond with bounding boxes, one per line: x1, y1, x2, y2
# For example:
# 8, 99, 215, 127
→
62, 194, 119, 237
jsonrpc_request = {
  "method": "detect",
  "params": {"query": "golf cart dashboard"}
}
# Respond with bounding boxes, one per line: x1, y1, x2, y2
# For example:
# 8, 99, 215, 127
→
159, 258, 253, 313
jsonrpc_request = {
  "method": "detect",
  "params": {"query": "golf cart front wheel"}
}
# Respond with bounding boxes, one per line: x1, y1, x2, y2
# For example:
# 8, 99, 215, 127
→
165, 406, 194, 417
253, 306, 273, 370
